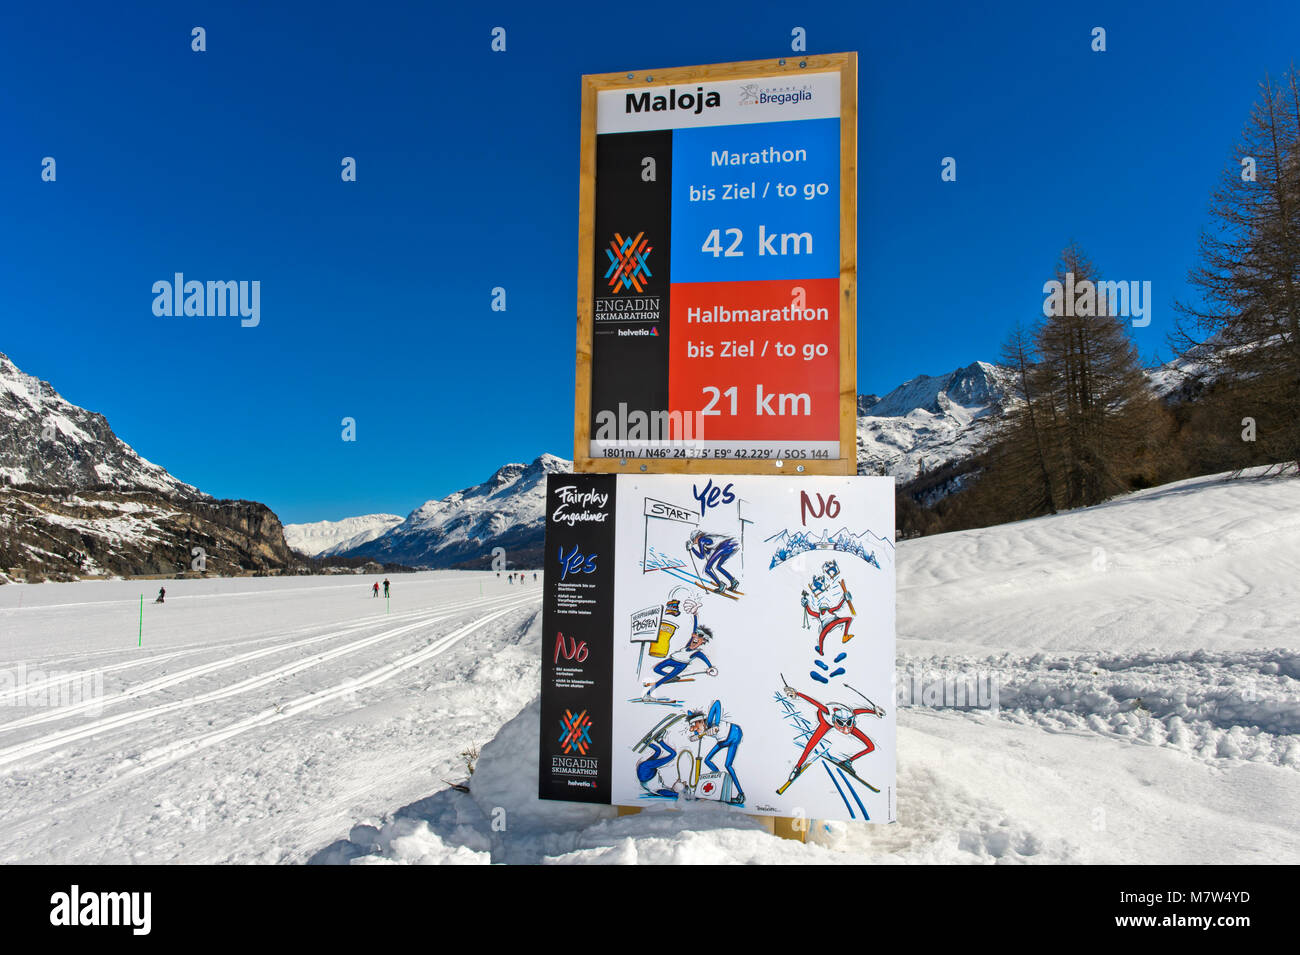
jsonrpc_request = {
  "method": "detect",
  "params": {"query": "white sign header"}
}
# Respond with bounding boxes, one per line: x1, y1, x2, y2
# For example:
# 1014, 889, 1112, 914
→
596, 70, 841, 134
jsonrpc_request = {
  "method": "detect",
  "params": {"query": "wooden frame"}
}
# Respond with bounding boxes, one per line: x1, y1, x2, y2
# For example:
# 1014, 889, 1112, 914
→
574, 53, 858, 476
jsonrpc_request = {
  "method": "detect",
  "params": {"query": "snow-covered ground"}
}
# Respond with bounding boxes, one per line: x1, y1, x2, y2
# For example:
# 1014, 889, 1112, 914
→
0, 573, 543, 863
1, 468, 1296, 864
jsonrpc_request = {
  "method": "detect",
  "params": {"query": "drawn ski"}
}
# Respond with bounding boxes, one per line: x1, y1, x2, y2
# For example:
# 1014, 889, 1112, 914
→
776, 754, 826, 795
629, 696, 684, 707
825, 756, 881, 793
659, 564, 743, 598
633, 713, 684, 750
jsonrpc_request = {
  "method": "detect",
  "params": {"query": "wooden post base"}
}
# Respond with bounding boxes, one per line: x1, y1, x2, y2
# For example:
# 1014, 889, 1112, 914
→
615, 804, 807, 843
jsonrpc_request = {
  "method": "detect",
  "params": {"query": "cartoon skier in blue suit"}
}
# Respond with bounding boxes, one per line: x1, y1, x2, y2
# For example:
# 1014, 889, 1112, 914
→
644, 602, 717, 701
687, 701, 744, 805
687, 530, 740, 594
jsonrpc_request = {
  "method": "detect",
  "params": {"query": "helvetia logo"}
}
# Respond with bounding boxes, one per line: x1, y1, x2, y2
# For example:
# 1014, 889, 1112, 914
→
49, 885, 151, 936
625, 86, 721, 115
605, 232, 653, 294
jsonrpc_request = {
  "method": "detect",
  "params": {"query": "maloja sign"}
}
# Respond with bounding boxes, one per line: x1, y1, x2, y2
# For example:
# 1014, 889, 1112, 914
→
539, 472, 896, 823
574, 54, 859, 475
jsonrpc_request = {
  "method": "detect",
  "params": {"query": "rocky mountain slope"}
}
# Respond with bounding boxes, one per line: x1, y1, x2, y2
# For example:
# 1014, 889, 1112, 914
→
1, 352, 198, 497
856, 361, 1011, 479
0, 353, 296, 581
0, 486, 293, 581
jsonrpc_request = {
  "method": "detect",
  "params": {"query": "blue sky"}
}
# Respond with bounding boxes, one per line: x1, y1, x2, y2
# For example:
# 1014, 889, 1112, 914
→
2, 0, 1296, 523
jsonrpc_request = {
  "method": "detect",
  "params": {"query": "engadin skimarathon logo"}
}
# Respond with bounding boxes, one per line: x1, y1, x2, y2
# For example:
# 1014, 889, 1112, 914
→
558, 709, 593, 755
624, 85, 721, 116
605, 231, 653, 294
50, 885, 151, 936
595, 296, 662, 328
554, 709, 599, 786
739, 82, 813, 107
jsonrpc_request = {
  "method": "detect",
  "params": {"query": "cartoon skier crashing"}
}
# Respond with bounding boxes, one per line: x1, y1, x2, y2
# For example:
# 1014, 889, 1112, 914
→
801, 559, 856, 655
780, 680, 884, 791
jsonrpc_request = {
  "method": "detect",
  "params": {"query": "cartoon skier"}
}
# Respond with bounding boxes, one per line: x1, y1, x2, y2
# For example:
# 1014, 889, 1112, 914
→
687, 530, 740, 594
635, 727, 681, 798
801, 564, 855, 655
643, 597, 717, 701
686, 701, 744, 805
781, 681, 884, 786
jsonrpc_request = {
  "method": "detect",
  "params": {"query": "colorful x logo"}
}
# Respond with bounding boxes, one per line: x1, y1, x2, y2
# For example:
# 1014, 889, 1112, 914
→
558, 709, 593, 755
604, 232, 653, 294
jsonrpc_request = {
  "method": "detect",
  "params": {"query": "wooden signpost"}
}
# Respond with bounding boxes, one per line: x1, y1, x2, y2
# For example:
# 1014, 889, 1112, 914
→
544, 54, 886, 841
575, 53, 858, 476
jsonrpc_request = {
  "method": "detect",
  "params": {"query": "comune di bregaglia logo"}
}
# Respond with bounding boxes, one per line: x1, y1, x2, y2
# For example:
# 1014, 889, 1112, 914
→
739, 82, 813, 107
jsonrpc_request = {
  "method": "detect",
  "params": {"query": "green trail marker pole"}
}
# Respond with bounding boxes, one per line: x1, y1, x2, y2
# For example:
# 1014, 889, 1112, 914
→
138, 594, 143, 647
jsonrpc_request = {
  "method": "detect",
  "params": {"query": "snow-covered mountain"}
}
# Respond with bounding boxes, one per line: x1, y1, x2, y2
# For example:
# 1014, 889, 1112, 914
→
283, 514, 405, 557
341, 454, 571, 569
856, 361, 1011, 478
0, 352, 298, 581
0, 352, 199, 496
322, 365, 1014, 568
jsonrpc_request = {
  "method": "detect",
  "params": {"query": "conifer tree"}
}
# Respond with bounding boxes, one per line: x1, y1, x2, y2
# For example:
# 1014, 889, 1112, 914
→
1173, 67, 1300, 467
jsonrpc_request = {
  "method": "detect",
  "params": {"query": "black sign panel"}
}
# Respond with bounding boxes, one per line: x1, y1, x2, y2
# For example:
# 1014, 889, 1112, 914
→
590, 129, 673, 430
538, 473, 618, 802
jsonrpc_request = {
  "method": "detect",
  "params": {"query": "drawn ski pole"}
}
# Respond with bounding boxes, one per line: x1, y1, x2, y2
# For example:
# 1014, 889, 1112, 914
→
843, 682, 879, 712
841, 580, 856, 616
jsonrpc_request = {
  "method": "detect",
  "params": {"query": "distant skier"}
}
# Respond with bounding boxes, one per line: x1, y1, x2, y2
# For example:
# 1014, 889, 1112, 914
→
687, 530, 740, 594
155, 586, 166, 604
372, 582, 380, 598
382, 578, 390, 597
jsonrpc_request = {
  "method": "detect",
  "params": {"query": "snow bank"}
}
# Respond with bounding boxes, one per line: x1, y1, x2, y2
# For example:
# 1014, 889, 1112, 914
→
335, 697, 863, 864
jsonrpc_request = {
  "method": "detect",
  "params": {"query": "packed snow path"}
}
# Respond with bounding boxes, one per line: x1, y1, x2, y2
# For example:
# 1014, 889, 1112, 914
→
2, 468, 1297, 864
0, 574, 542, 863
326, 468, 1300, 865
